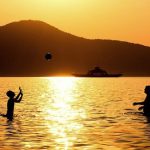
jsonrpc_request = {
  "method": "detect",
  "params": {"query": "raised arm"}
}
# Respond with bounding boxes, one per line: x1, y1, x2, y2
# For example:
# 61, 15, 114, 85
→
14, 87, 23, 103
133, 101, 145, 106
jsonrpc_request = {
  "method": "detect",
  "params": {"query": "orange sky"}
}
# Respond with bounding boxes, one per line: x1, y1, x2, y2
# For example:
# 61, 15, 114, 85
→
0, 0, 150, 46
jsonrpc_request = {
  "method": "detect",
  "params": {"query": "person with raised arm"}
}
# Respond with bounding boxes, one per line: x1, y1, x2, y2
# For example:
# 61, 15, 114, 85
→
5, 87, 23, 121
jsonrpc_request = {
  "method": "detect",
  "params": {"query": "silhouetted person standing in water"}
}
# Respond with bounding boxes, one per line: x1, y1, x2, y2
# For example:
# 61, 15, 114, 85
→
6, 87, 23, 121
133, 86, 150, 116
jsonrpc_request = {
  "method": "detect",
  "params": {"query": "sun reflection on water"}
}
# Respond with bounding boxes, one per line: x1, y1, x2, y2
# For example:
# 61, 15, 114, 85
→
44, 77, 86, 149
1, 78, 150, 149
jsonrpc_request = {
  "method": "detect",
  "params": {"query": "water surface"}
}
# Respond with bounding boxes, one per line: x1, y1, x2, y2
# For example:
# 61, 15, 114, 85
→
0, 77, 150, 150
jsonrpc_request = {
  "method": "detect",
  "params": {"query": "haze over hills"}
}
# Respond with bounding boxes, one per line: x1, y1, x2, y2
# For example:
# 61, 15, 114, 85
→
0, 20, 150, 76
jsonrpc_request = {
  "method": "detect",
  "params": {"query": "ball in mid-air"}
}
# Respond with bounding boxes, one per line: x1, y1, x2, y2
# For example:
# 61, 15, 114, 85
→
45, 52, 52, 61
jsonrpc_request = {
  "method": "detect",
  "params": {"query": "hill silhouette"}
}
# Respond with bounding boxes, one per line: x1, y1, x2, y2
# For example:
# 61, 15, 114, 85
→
0, 20, 150, 76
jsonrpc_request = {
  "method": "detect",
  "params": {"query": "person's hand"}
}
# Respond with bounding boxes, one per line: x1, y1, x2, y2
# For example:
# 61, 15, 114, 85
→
19, 87, 23, 95
133, 102, 137, 106
138, 106, 143, 110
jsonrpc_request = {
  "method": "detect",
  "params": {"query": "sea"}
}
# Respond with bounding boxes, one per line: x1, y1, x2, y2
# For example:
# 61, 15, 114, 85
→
0, 77, 150, 150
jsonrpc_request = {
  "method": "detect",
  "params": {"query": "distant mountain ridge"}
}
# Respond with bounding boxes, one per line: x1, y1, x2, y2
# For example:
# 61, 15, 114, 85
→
0, 20, 150, 76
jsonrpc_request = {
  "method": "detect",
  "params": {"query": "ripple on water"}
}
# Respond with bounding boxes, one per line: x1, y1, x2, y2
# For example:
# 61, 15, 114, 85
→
0, 77, 150, 149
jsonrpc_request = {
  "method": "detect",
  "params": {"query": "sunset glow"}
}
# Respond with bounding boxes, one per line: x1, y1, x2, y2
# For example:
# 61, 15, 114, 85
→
1, 0, 150, 46
1, 0, 150, 149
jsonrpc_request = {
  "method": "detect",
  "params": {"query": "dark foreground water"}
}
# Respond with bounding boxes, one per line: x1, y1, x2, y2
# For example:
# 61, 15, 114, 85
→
0, 77, 150, 150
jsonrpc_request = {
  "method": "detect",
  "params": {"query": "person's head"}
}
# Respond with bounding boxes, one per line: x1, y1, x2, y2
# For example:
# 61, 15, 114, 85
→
6, 90, 15, 98
144, 86, 150, 95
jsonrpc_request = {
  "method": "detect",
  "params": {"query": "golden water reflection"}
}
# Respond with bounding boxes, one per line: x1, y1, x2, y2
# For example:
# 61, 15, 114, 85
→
44, 77, 86, 149
2, 77, 150, 149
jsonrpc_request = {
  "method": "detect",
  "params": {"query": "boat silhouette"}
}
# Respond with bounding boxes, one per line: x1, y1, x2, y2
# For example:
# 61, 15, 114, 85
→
73, 67, 122, 77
